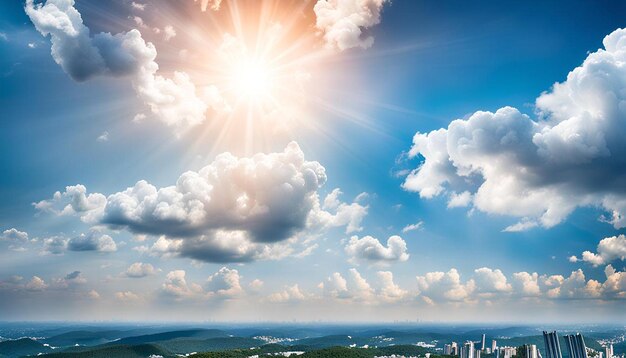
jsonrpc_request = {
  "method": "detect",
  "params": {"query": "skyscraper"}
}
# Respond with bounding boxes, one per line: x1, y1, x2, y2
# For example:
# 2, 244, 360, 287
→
461, 341, 475, 358
492, 340, 497, 353
445, 344, 452, 355
543, 331, 563, 358
605, 344, 613, 358
564, 333, 588, 358
523, 344, 540, 358
482, 334, 486, 351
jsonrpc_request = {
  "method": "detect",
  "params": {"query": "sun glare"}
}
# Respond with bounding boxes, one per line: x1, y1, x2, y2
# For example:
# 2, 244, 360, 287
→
229, 57, 274, 101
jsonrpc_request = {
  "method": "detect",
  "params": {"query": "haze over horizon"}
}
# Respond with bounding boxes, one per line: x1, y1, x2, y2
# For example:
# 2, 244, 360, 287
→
1, 0, 626, 323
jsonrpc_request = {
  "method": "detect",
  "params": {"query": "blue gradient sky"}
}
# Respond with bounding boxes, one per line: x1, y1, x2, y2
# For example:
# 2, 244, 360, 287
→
1, 0, 625, 322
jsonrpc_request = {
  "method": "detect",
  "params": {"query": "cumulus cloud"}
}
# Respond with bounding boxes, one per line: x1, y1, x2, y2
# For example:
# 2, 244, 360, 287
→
115, 291, 141, 302
376, 271, 407, 302
267, 284, 307, 303
416, 268, 475, 303
161, 270, 202, 298
67, 231, 117, 252
163, 25, 176, 41
194, 0, 222, 12
25, 0, 225, 132
1, 228, 29, 242
473, 267, 512, 294
34, 184, 106, 223
53, 271, 87, 288
345, 235, 409, 264
206, 267, 243, 298
25, 276, 48, 291
577, 235, 626, 267
42, 236, 68, 255
125, 262, 156, 278
314, 0, 388, 51
402, 28, 626, 231
315, 189, 368, 233
39, 143, 365, 263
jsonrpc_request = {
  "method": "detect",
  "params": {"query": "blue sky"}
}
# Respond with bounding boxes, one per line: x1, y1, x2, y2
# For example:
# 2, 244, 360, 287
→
1, 0, 625, 322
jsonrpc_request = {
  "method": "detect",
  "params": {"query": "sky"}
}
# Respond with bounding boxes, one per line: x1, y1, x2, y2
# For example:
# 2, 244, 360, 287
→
0, 0, 626, 323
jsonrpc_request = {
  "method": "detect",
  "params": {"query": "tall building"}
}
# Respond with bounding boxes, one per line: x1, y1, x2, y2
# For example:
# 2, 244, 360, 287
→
476, 349, 481, 358
492, 340, 497, 352
460, 341, 475, 358
445, 344, 452, 355
481, 334, 486, 351
451, 342, 458, 355
564, 333, 588, 358
500, 347, 517, 358
543, 331, 563, 358
523, 344, 540, 358
605, 344, 613, 358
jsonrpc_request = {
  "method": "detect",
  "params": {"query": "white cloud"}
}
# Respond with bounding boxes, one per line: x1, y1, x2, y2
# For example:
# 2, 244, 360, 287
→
125, 262, 156, 278
313, 0, 388, 51
97, 131, 109, 142
206, 267, 243, 298
578, 235, 626, 267
447, 191, 472, 208
163, 25, 176, 41
401, 221, 423, 233
25, 0, 225, 132
315, 188, 368, 233
1, 228, 28, 242
25, 276, 48, 291
67, 231, 117, 252
416, 268, 475, 302
511, 271, 541, 297
376, 270, 407, 302
39, 143, 364, 263
115, 290, 141, 302
194, 0, 222, 12
473, 267, 512, 294
345, 235, 409, 264
402, 28, 626, 231
42, 236, 68, 255
33, 184, 106, 223
53, 271, 87, 288
131, 2, 146, 11
267, 284, 307, 303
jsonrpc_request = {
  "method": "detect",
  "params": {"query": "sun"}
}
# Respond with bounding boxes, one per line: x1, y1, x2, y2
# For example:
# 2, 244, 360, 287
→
228, 57, 275, 102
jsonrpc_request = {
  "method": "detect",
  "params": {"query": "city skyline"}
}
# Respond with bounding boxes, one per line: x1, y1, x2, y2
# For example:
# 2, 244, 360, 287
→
1, 0, 626, 322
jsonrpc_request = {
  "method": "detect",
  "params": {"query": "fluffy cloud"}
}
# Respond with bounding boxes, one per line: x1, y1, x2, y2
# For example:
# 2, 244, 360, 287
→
206, 267, 243, 298
267, 284, 307, 303
33, 184, 106, 223
376, 271, 407, 302
414, 266, 626, 304
125, 262, 156, 278
194, 0, 222, 12
25, 0, 225, 132
314, 0, 387, 51
473, 267, 512, 294
416, 268, 475, 303
345, 235, 409, 264
39, 143, 365, 263
67, 231, 117, 252
1, 228, 29, 242
161, 270, 202, 299
42, 236, 68, 255
574, 235, 626, 267
53, 271, 87, 288
25, 276, 48, 291
402, 28, 626, 231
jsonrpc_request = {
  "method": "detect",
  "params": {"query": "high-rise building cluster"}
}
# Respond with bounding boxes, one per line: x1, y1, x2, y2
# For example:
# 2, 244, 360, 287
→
443, 330, 617, 358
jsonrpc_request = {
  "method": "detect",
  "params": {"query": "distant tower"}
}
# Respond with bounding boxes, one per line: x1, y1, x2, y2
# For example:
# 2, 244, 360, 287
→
543, 331, 563, 358
482, 334, 486, 351
492, 340, 497, 353
524, 344, 539, 358
452, 342, 458, 356
605, 344, 613, 358
461, 341, 475, 358
564, 333, 588, 358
